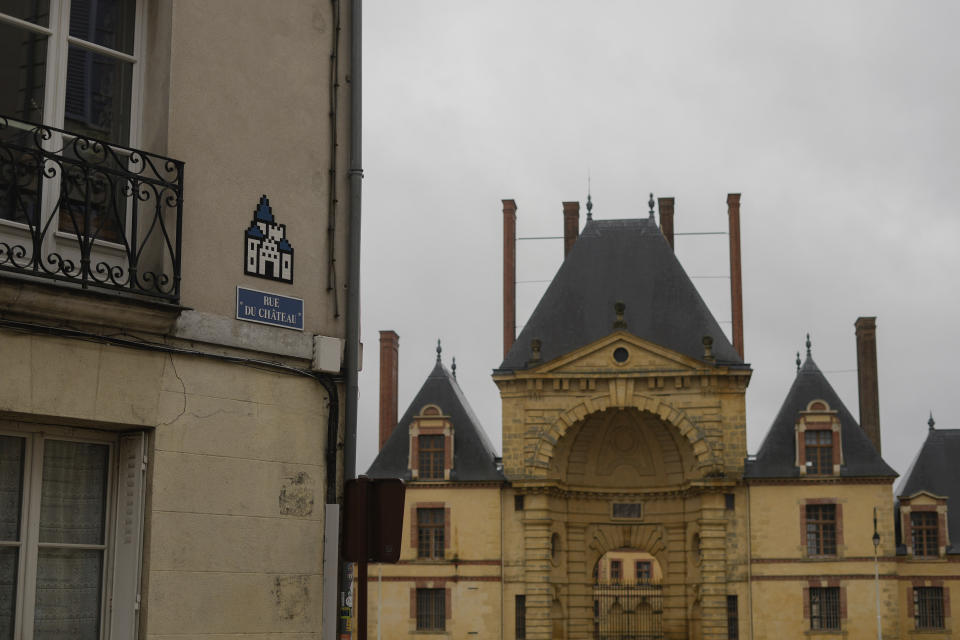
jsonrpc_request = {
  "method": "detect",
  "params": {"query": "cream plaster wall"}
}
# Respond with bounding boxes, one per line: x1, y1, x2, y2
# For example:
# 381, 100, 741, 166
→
141, 0, 352, 339
0, 329, 332, 639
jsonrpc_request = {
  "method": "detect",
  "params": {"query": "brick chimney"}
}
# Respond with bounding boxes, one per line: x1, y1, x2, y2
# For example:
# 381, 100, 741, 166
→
562, 201, 579, 257
855, 317, 881, 454
727, 193, 744, 359
502, 199, 517, 359
378, 330, 399, 450
658, 197, 675, 251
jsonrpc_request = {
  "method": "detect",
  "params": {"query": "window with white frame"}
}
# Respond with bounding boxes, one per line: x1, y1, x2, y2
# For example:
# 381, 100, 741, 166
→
0, 0, 144, 242
0, 0, 143, 145
0, 426, 146, 639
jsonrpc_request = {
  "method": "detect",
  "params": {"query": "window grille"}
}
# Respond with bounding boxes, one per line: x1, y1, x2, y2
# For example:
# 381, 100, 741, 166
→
417, 508, 444, 559
911, 511, 939, 557
515, 594, 526, 639
914, 586, 945, 630
806, 504, 837, 556
809, 586, 841, 631
610, 560, 622, 582
416, 588, 445, 631
418, 435, 444, 480
805, 430, 833, 474
514, 494, 524, 511
727, 595, 739, 639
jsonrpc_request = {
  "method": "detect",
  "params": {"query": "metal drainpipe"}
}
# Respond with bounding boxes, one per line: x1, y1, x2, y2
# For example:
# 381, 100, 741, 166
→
344, 0, 362, 486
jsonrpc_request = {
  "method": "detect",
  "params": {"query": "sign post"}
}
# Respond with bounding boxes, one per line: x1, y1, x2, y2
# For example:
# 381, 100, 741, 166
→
343, 477, 405, 640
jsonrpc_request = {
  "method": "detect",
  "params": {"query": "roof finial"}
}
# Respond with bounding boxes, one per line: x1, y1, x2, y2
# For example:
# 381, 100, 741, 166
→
805, 333, 811, 358
613, 301, 627, 329
648, 192, 655, 219
928, 411, 935, 431
436, 339, 442, 363
796, 351, 801, 372
586, 172, 593, 222
451, 356, 457, 379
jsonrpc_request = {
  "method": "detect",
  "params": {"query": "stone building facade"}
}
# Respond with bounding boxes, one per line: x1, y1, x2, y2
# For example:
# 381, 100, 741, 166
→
0, 1, 358, 638
363, 195, 957, 640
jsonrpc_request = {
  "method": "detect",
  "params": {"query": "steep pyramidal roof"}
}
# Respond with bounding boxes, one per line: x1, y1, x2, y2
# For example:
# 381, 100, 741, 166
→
746, 353, 897, 479
498, 217, 744, 371
897, 426, 960, 552
366, 359, 504, 482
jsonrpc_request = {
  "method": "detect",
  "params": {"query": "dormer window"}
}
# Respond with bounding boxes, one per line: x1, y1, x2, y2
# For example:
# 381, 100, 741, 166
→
805, 431, 833, 475
409, 404, 454, 481
911, 512, 939, 557
796, 400, 842, 476
418, 435, 444, 480
898, 492, 948, 558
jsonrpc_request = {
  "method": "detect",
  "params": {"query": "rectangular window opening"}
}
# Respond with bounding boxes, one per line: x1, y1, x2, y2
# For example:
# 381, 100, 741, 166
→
804, 430, 833, 475
416, 588, 445, 631
914, 586, 945, 630
809, 586, 841, 631
806, 504, 837, 557
727, 595, 739, 640
418, 435, 444, 480
911, 511, 939, 557
515, 594, 526, 640
416, 507, 444, 560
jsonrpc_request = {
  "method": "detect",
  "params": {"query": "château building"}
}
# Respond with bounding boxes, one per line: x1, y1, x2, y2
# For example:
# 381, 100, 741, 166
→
363, 194, 957, 639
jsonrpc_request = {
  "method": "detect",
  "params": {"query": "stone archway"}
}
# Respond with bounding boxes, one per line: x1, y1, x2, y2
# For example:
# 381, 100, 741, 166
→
528, 390, 723, 477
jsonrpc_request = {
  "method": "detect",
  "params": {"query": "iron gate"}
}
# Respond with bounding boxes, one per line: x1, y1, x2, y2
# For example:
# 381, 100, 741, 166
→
593, 581, 663, 640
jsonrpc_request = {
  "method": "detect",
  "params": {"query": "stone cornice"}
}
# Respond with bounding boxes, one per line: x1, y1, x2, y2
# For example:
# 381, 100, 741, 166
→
0, 276, 183, 334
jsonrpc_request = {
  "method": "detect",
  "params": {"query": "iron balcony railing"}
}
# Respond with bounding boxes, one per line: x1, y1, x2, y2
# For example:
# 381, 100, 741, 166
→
0, 116, 184, 302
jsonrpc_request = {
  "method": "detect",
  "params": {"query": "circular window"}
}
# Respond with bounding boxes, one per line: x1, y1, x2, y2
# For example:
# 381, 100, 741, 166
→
613, 347, 629, 363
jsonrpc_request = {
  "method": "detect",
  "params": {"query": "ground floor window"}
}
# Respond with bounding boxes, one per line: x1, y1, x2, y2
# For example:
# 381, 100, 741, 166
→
515, 594, 526, 639
809, 586, 841, 631
914, 586, 945, 630
727, 595, 738, 639
0, 426, 145, 639
416, 588, 445, 631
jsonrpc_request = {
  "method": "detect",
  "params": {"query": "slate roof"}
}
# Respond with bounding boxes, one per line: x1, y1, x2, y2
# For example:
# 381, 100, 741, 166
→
745, 354, 897, 479
366, 359, 504, 482
498, 217, 744, 371
896, 427, 960, 553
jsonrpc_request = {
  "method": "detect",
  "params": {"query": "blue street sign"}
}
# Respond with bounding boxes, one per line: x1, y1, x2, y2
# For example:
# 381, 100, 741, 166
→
236, 286, 304, 331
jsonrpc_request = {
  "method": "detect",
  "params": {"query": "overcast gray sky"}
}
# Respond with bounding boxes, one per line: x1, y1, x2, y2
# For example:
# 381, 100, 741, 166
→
356, 1, 960, 484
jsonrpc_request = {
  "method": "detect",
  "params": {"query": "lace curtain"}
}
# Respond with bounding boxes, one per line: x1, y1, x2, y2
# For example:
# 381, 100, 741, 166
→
0, 435, 24, 640
34, 440, 108, 640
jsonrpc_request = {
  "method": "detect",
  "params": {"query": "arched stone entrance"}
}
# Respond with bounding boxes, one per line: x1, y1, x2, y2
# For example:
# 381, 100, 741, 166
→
516, 407, 726, 639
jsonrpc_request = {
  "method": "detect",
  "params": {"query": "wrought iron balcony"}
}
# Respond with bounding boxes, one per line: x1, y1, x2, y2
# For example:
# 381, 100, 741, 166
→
0, 116, 184, 303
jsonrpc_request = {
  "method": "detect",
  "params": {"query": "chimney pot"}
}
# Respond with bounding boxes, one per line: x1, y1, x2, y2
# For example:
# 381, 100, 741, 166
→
502, 199, 517, 359
855, 317, 882, 454
378, 330, 400, 450
658, 197, 675, 251
727, 193, 744, 359
562, 201, 580, 257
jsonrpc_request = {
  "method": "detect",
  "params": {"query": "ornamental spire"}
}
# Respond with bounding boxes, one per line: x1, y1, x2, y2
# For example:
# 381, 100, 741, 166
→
648, 192, 655, 220
929, 411, 936, 431
586, 174, 594, 222
436, 339, 442, 363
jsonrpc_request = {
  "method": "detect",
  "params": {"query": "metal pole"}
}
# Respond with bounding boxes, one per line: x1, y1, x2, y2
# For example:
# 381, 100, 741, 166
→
873, 507, 882, 640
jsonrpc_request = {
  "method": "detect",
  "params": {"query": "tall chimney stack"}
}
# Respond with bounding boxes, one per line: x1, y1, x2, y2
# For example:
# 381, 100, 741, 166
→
727, 193, 744, 359
855, 317, 881, 454
502, 199, 517, 359
378, 330, 399, 450
658, 197, 675, 251
562, 201, 580, 257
